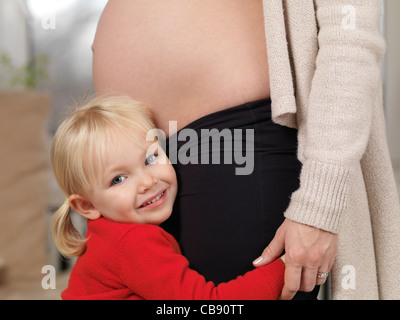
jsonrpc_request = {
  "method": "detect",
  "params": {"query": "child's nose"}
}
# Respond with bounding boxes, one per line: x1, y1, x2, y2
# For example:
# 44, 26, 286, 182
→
137, 171, 157, 193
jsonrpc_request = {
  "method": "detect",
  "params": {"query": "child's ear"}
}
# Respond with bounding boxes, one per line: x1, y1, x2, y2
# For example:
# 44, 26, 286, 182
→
69, 194, 101, 220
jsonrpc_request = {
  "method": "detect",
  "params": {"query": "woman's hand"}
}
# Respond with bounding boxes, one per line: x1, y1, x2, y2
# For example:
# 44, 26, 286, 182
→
253, 218, 338, 300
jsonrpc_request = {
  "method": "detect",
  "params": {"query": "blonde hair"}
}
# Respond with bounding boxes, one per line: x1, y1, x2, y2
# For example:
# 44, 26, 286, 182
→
51, 95, 156, 257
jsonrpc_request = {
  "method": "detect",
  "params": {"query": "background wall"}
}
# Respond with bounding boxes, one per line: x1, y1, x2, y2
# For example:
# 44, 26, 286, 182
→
384, 0, 400, 187
0, 0, 29, 67
0, 0, 107, 299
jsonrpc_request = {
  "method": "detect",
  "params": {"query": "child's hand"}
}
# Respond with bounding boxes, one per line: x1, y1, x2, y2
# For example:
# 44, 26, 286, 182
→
279, 254, 285, 265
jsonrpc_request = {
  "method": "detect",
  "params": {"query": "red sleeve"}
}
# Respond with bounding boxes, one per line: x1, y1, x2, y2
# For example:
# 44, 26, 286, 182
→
118, 225, 284, 300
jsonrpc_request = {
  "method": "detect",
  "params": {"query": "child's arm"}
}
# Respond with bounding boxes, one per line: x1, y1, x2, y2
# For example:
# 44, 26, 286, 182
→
118, 225, 285, 300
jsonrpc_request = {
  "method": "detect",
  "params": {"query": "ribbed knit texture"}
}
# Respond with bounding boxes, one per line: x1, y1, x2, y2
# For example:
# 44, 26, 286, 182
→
63, 219, 285, 300
284, 1, 385, 233
262, 0, 400, 299
284, 160, 350, 233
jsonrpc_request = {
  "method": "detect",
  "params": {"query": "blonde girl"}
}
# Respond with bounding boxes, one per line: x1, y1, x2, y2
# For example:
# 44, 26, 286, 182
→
51, 95, 156, 257
51, 95, 285, 300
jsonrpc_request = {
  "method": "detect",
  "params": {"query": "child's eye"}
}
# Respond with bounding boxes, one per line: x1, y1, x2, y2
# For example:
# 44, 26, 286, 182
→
111, 175, 126, 186
145, 153, 158, 165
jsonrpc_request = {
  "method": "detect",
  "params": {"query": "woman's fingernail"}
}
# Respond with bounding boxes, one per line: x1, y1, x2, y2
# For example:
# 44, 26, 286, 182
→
253, 257, 263, 265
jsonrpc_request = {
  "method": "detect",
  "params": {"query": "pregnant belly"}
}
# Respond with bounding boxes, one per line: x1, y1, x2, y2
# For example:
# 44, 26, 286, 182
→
93, 0, 270, 135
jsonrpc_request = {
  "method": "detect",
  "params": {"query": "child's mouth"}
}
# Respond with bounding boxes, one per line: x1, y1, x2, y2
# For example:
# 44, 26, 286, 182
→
138, 190, 166, 209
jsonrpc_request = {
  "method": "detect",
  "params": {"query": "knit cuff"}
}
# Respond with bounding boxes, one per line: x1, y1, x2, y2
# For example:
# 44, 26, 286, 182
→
258, 259, 285, 299
284, 160, 351, 234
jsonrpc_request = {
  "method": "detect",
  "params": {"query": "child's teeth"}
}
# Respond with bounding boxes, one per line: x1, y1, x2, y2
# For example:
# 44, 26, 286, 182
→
142, 192, 164, 207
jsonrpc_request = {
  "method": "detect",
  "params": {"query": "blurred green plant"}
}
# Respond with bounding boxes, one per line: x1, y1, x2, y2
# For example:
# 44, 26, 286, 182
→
0, 53, 49, 90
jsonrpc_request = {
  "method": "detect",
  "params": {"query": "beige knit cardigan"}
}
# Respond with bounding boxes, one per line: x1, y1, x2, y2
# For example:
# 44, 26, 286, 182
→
262, 0, 400, 299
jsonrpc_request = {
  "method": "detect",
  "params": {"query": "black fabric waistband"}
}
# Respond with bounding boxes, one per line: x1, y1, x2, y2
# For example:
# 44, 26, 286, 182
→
166, 98, 272, 140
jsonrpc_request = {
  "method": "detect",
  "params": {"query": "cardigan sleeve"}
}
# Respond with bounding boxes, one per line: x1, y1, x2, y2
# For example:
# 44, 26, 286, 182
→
118, 225, 285, 300
283, 0, 386, 233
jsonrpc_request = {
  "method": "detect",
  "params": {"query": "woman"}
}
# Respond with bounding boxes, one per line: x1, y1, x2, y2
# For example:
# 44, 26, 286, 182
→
92, 0, 400, 299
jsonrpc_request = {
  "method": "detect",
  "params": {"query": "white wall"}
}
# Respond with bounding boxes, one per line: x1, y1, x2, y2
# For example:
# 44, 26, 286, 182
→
384, 0, 400, 177
0, 0, 29, 67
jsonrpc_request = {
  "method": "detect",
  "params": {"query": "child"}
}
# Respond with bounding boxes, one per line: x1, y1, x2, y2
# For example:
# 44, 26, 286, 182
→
51, 95, 285, 300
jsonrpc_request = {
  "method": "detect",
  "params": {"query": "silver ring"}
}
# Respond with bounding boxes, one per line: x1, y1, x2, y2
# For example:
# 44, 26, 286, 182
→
317, 272, 328, 279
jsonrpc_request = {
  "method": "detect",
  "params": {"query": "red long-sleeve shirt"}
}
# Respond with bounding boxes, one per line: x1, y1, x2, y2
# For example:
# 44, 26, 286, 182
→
62, 218, 284, 300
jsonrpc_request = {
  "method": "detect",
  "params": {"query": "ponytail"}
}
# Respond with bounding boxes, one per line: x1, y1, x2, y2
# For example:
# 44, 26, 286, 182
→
52, 199, 87, 258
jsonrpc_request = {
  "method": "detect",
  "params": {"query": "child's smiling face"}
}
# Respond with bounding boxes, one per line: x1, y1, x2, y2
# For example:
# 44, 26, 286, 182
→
71, 128, 178, 226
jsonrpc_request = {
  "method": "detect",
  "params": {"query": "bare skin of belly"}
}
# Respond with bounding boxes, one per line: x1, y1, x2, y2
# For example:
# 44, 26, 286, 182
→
93, 0, 270, 136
